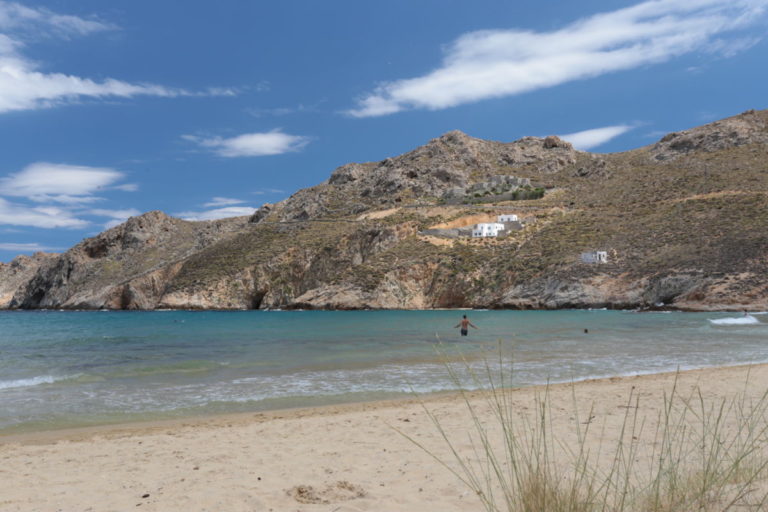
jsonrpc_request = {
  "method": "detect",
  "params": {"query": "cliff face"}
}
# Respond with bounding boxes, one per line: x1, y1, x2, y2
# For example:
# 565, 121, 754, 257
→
4, 109, 768, 311
0, 252, 58, 308
10, 211, 249, 309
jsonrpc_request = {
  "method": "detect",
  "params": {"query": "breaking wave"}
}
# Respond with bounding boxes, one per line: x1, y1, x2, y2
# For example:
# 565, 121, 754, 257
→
709, 315, 761, 325
0, 375, 67, 391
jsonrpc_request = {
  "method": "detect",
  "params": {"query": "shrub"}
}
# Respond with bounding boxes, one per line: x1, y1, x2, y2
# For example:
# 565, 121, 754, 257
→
402, 348, 768, 512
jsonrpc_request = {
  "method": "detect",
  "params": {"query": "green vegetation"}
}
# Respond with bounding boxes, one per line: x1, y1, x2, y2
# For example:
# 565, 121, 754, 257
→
463, 186, 546, 204
512, 187, 546, 200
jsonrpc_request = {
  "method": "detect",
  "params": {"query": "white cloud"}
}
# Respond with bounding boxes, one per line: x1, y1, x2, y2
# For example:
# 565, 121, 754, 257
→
247, 99, 325, 118
0, 1, 115, 36
102, 220, 122, 230
558, 125, 634, 150
253, 188, 286, 196
89, 208, 141, 218
0, 197, 88, 228
0, 2, 236, 114
113, 183, 139, 192
644, 129, 671, 139
205, 86, 241, 97
0, 161, 141, 230
176, 206, 257, 221
704, 36, 762, 57
348, 0, 768, 117
0, 242, 60, 252
87, 208, 141, 229
0, 162, 126, 203
183, 130, 311, 157
203, 197, 245, 207
0, 52, 189, 114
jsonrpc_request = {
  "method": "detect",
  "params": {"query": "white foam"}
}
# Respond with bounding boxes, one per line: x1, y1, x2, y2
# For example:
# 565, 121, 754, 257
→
709, 316, 760, 325
0, 375, 60, 390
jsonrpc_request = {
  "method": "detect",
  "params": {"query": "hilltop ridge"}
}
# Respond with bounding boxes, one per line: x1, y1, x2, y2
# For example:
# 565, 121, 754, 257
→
269, 129, 577, 222
2, 108, 767, 311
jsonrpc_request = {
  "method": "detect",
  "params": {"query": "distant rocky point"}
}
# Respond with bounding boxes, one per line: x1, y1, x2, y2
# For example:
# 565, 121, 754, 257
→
2, 109, 767, 311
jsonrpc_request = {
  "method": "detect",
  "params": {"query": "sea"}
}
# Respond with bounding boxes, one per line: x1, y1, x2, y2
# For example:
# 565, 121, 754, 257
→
0, 309, 766, 434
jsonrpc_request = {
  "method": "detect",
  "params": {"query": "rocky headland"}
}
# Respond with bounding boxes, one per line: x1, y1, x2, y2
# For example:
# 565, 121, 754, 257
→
2, 109, 767, 311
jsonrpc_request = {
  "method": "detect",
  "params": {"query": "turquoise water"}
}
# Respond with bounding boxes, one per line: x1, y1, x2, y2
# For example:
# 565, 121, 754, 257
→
0, 309, 766, 433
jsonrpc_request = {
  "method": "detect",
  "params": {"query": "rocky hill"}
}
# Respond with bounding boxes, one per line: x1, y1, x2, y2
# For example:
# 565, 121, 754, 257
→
3, 109, 767, 311
0, 252, 58, 307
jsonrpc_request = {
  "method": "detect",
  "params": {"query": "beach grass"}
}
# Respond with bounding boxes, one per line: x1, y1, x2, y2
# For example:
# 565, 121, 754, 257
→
401, 347, 768, 511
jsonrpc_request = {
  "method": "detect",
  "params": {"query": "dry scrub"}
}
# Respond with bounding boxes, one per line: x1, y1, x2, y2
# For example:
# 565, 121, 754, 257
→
405, 352, 768, 512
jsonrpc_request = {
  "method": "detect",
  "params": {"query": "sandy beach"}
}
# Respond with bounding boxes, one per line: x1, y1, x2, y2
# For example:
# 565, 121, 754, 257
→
2, 363, 768, 512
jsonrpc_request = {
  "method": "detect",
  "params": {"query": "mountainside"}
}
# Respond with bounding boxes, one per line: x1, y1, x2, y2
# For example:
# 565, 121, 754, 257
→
0, 252, 58, 307
3, 109, 768, 311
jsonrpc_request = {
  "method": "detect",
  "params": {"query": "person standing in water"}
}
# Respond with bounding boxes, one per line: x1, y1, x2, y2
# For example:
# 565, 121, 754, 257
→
454, 314, 478, 336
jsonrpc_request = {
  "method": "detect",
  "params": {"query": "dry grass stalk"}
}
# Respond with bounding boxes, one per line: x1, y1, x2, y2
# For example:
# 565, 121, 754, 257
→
400, 346, 768, 512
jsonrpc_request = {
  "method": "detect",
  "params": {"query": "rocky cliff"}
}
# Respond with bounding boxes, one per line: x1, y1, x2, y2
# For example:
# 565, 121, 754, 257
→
0, 252, 58, 308
4, 109, 768, 311
10, 211, 248, 309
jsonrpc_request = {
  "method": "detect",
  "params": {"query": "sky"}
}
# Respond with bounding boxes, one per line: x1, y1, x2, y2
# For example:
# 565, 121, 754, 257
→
0, 0, 766, 262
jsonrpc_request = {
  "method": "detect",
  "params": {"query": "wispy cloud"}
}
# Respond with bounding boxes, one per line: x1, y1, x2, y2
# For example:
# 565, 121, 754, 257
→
175, 206, 257, 221
204, 87, 240, 97
0, 2, 236, 114
183, 130, 311, 157
558, 125, 634, 150
0, 1, 115, 37
113, 183, 139, 192
0, 242, 61, 252
88, 208, 141, 229
0, 162, 127, 203
0, 161, 139, 229
253, 188, 285, 196
89, 208, 142, 218
0, 197, 88, 228
348, 0, 768, 117
247, 99, 325, 118
203, 197, 245, 208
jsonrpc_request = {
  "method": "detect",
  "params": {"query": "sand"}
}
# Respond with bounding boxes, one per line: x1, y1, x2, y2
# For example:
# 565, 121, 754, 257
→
2, 363, 768, 511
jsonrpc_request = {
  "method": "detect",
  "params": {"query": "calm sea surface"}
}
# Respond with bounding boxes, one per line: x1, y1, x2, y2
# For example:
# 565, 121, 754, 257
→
0, 309, 766, 434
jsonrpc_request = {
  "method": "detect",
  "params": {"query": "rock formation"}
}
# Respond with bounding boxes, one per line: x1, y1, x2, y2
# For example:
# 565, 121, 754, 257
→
650, 109, 768, 160
0, 252, 58, 308
10, 211, 248, 309
3, 109, 768, 311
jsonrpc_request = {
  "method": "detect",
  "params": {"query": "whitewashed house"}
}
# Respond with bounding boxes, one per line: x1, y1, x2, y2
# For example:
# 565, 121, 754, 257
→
498, 214, 518, 222
472, 222, 506, 238
581, 251, 608, 264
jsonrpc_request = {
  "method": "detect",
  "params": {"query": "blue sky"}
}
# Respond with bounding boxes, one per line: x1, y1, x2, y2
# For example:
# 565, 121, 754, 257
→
0, 0, 766, 261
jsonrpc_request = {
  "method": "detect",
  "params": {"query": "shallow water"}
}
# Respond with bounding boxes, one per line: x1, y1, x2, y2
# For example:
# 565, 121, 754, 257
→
0, 309, 766, 433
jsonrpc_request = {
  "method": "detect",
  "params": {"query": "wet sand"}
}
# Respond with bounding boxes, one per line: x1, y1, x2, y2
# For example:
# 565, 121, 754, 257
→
2, 363, 768, 511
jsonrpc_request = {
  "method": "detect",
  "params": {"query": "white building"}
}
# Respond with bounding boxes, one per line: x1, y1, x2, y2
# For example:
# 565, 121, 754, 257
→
498, 214, 518, 222
472, 222, 506, 238
581, 251, 608, 264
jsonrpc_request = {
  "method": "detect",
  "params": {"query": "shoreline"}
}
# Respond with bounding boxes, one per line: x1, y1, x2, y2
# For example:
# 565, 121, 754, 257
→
3, 308, 765, 442
2, 305, 767, 312
3, 361, 765, 445
3, 362, 768, 511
